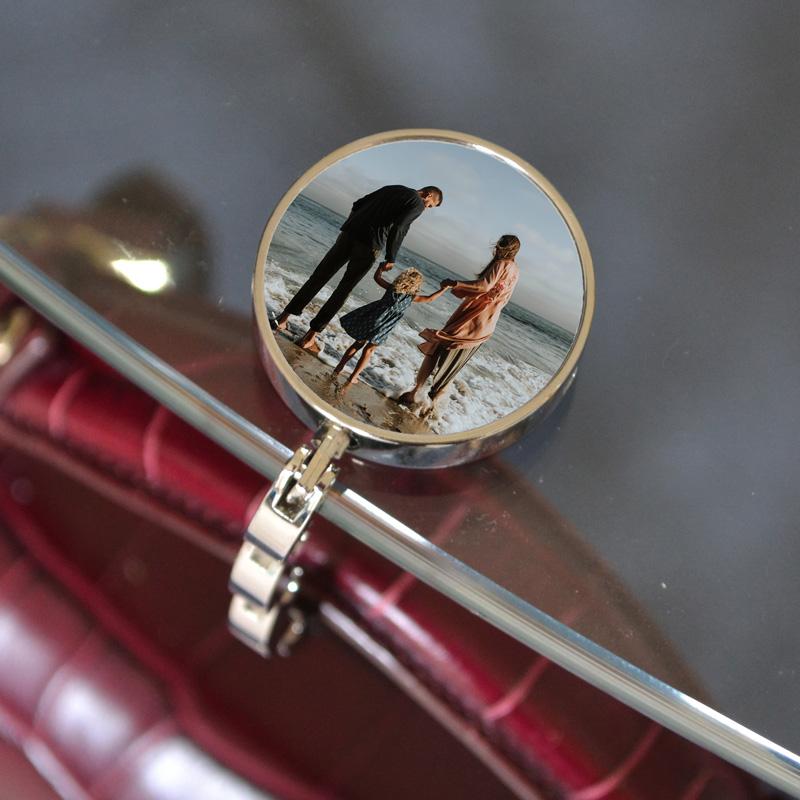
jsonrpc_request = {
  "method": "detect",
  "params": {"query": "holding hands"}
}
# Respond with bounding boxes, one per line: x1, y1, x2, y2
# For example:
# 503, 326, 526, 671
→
413, 277, 456, 304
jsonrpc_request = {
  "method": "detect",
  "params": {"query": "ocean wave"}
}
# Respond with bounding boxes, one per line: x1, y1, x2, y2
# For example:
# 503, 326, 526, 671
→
264, 257, 550, 435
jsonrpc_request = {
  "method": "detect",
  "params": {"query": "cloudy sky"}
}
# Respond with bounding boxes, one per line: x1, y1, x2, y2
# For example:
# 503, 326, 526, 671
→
302, 139, 585, 332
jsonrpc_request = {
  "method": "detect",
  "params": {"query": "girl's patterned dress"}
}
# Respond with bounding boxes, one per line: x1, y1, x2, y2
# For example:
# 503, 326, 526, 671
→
340, 287, 413, 344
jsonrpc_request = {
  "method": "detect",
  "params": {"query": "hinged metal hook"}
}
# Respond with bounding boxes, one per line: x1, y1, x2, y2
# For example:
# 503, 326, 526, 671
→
228, 423, 349, 656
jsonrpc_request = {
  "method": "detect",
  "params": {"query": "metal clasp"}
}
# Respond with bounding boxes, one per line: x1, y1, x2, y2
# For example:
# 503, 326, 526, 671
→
0, 305, 55, 402
0, 306, 34, 366
228, 423, 349, 656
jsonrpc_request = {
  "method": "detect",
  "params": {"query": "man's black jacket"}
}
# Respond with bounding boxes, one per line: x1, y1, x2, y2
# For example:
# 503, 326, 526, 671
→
340, 184, 424, 262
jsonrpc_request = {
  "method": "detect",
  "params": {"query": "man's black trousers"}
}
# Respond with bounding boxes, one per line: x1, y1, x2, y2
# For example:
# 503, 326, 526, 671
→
283, 232, 378, 331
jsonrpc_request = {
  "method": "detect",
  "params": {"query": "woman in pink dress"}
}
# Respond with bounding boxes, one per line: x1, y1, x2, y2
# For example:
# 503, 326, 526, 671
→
398, 234, 521, 408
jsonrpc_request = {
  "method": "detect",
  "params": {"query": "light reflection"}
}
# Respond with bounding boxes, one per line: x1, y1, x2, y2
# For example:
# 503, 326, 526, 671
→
50, 677, 132, 750
140, 738, 270, 799
110, 258, 174, 293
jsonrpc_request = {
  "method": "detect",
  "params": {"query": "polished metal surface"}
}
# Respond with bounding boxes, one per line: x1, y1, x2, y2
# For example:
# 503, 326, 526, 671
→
229, 424, 347, 655
2, 3, 800, 793
0, 307, 33, 367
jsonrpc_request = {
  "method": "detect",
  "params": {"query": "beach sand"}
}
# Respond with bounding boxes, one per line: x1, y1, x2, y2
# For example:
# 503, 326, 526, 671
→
276, 334, 432, 435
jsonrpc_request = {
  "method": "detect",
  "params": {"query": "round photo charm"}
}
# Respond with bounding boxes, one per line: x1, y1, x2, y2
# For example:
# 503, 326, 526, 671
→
254, 129, 594, 468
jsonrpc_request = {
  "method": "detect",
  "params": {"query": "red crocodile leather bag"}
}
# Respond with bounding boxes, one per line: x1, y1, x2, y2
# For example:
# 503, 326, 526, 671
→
0, 210, 766, 799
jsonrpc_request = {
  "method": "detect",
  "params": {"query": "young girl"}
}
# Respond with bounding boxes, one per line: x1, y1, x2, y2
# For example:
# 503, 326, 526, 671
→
334, 263, 452, 386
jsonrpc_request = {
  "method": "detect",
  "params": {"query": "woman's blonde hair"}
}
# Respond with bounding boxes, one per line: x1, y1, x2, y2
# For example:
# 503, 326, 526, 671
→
478, 234, 521, 279
393, 268, 423, 294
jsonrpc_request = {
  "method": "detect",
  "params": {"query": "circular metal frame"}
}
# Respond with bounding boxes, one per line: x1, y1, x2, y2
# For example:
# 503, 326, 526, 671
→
253, 129, 595, 468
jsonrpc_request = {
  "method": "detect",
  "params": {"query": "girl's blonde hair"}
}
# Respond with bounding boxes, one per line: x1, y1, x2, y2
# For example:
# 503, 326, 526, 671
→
393, 268, 423, 294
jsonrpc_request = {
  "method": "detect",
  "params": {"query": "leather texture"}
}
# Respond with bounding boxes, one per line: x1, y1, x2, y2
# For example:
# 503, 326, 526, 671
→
0, 289, 766, 798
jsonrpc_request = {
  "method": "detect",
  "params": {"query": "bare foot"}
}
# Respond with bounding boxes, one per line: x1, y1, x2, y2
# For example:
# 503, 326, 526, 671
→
345, 375, 359, 386
298, 333, 321, 355
397, 391, 418, 407
273, 313, 290, 332
421, 405, 438, 421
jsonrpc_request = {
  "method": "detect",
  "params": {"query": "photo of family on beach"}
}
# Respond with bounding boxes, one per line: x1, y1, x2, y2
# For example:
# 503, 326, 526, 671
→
264, 140, 585, 436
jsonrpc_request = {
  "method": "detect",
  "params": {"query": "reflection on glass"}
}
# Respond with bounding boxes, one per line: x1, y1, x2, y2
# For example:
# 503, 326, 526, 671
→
110, 258, 174, 294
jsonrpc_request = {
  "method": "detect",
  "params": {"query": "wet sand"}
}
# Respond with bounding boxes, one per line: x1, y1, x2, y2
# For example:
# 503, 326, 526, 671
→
276, 334, 432, 434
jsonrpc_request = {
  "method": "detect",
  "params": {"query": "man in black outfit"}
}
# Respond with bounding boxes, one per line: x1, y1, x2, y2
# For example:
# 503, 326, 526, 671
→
275, 184, 443, 353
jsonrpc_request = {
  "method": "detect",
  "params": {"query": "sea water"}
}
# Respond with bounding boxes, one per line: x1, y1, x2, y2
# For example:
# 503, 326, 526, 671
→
265, 194, 574, 435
